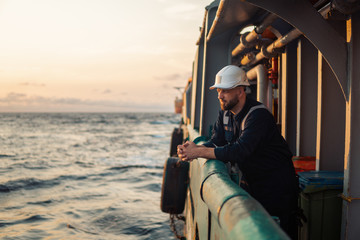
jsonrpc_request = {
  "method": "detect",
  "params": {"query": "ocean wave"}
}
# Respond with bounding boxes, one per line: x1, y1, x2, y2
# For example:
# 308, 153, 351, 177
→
27, 199, 55, 206
22, 214, 49, 223
107, 165, 163, 171
122, 225, 154, 236
0, 169, 158, 193
67, 223, 100, 235
0, 154, 15, 158
0, 177, 61, 192
10, 161, 51, 170
0, 215, 49, 228
149, 120, 172, 125
0, 174, 91, 193
0, 185, 10, 192
90, 211, 157, 237
134, 183, 161, 192
147, 134, 166, 138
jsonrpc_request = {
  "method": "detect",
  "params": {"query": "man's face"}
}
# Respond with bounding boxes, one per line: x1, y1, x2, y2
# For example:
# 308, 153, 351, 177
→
217, 87, 240, 111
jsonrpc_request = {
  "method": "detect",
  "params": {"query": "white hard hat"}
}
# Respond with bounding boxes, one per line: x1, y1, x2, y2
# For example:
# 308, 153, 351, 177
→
209, 65, 250, 90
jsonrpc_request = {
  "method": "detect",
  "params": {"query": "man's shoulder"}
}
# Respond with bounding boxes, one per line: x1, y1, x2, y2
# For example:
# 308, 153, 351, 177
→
246, 105, 274, 125
247, 97, 262, 107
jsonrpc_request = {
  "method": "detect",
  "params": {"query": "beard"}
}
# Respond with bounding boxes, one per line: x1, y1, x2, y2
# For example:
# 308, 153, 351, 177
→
220, 97, 239, 111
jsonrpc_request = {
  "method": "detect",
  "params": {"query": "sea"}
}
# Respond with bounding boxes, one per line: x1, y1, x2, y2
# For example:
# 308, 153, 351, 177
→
0, 112, 181, 240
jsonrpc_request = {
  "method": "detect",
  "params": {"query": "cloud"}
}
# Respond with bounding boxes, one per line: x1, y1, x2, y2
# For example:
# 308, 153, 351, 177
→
155, 72, 191, 82
19, 82, 46, 87
163, 3, 203, 21
165, 4, 197, 15
0, 93, 114, 106
0, 92, 171, 112
118, 45, 169, 55
0, 93, 79, 105
1, 92, 27, 101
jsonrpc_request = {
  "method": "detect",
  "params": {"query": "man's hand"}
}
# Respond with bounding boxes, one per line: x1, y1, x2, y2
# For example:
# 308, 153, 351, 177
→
177, 141, 198, 162
177, 141, 216, 162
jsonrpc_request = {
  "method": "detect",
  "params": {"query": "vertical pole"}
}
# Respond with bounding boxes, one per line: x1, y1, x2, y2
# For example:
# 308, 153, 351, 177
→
280, 42, 297, 153
316, 52, 322, 170
296, 40, 302, 156
342, 13, 360, 240
280, 52, 287, 139
191, 45, 204, 130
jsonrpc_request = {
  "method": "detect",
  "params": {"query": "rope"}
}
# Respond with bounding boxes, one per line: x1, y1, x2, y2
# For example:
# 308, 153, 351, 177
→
340, 194, 360, 203
170, 214, 186, 240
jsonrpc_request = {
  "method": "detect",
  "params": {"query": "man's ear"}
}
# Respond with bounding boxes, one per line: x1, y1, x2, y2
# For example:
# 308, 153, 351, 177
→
239, 86, 245, 95
235, 87, 243, 99
239, 86, 247, 98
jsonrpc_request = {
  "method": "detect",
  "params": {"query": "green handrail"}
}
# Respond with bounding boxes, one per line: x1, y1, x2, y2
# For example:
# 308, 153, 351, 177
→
189, 128, 290, 240
201, 159, 289, 240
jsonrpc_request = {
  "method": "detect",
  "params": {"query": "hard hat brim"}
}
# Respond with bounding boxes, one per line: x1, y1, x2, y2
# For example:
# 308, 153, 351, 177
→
209, 82, 250, 90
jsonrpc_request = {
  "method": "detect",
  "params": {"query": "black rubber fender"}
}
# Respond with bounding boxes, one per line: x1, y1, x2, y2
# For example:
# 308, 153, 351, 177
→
169, 128, 183, 157
160, 157, 189, 214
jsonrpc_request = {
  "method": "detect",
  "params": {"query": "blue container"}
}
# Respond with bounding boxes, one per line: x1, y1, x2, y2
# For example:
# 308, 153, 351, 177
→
298, 171, 343, 193
298, 171, 344, 240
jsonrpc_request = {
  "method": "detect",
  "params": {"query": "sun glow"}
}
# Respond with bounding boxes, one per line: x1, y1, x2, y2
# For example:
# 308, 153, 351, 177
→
0, 0, 210, 112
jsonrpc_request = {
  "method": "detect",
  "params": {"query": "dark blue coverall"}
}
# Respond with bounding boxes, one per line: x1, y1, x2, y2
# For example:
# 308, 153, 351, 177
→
203, 96, 298, 239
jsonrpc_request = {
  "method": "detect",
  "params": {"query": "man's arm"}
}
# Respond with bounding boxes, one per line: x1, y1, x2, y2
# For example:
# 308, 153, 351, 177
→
214, 109, 270, 165
177, 111, 225, 162
177, 141, 216, 162
203, 110, 227, 148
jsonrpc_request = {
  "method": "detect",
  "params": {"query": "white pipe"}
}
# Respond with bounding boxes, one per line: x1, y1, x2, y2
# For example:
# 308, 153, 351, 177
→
244, 28, 302, 66
232, 13, 278, 57
242, 3, 332, 66
246, 64, 270, 109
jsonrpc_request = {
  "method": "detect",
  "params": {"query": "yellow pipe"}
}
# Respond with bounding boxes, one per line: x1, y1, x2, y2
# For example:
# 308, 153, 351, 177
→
206, 0, 226, 42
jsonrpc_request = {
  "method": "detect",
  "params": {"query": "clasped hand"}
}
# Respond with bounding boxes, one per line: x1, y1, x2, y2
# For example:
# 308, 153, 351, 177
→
177, 141, 198, 162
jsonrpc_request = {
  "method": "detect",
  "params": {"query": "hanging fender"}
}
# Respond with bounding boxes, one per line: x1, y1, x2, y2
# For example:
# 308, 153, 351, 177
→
169, 128, 183, 157
160, 157, 189, 214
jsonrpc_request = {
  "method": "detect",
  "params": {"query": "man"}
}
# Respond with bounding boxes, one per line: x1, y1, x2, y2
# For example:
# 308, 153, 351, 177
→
177, 65, 298, 239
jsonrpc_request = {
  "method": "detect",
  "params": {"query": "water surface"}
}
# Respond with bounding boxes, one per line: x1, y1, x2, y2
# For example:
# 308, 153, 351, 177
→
0, 112, 179, 239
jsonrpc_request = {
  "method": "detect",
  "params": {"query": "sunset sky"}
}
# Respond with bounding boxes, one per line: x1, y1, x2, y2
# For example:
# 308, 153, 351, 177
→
0, 0, 210, 112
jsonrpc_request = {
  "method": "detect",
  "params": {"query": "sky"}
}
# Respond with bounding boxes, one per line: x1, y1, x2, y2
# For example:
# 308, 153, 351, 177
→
0, 0, 211, 112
